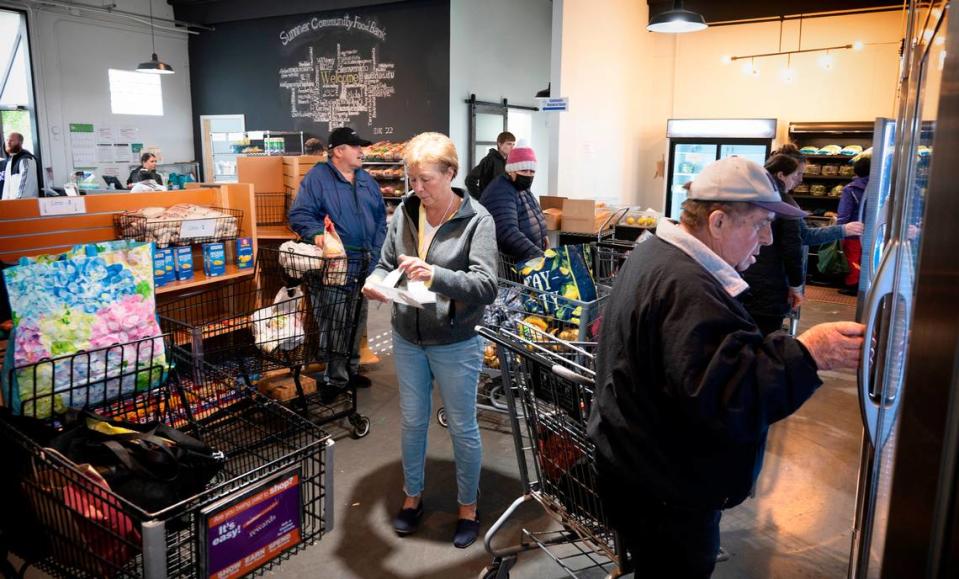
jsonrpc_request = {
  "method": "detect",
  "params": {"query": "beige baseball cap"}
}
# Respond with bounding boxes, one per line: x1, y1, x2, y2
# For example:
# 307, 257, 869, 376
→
688, 157, 808, 219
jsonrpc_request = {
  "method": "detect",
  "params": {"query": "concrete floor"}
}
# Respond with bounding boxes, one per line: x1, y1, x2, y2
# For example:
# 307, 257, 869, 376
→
275, 292, 863, 579
14, 290, 861, 579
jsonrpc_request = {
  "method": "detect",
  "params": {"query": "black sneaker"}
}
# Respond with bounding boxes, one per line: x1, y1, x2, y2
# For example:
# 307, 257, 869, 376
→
393, 500, 424, 536
351, 374, 372, 389
453, 512, 480, 548
319, 384, 346, 404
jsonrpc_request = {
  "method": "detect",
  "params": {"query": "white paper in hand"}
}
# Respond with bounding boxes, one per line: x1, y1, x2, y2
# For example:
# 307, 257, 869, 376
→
368, 269, 436, 308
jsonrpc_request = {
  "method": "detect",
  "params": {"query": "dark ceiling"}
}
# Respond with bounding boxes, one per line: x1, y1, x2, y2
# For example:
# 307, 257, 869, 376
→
647, 0, 906, 24
169, 0, 407, 26
170, 0, 907, 28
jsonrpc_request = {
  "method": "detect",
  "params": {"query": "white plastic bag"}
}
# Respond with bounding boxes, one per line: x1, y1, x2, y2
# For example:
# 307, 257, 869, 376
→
278, 240, 323, 279
251, 286, 305, 353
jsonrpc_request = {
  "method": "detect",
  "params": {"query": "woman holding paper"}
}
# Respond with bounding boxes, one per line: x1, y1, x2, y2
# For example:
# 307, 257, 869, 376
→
362, 132, 498, 549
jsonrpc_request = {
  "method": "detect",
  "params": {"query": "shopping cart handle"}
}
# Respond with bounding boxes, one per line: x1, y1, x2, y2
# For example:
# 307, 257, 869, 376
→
476, 325, 512, 348
551, 363, 594, 386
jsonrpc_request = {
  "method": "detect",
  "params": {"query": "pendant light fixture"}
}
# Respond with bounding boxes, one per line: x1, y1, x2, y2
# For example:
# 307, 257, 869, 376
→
647, 0, 707, 34
137, 0, 174, 74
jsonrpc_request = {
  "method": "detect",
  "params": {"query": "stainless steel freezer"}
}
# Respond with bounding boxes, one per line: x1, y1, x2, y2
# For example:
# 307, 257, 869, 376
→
849, 1, 959, 576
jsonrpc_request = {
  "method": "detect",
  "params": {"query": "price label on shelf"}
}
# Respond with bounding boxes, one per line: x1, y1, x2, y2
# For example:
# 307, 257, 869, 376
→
180, 219, 218, 239
38, 196, 86, 216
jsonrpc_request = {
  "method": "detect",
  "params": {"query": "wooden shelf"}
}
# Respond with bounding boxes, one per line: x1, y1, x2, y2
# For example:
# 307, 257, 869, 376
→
803, 174, 854, 181
793, 195, 840, 201
156, 264, 253, 294
256, 225, 296, 240
802, 154, 860, 161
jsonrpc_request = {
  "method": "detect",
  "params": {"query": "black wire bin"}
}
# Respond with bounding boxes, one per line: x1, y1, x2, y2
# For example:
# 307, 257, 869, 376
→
254, 192, 288, 227
113, 207, 243, 248
158, 246, 372, 438
0, 335, 334, 579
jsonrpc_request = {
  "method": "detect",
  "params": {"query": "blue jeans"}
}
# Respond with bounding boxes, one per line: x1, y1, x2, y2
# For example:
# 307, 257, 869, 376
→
393, 332, 483, 506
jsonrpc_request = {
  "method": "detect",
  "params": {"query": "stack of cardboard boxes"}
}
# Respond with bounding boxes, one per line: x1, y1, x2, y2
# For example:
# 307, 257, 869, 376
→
538, 195, 614, 235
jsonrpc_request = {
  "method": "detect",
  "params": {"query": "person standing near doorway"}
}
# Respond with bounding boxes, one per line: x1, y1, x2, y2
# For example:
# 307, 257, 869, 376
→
1, 132, 39, 200
465, 131, 515, 200
838, 155, 870, 294
288, 126, 387, 394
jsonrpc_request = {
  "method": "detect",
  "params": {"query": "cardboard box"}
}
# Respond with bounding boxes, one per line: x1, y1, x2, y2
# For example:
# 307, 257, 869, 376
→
256, 370, 317, 402
235, 237, 254, 269
174, 246, 194, 281
561, 199, 613, 234
539, 195, 567, 230
237, 156, 284, 192
202, 242, 226, 277
153, 247, 168, 286
543, 208, 562, 230
163, 248, 176, 283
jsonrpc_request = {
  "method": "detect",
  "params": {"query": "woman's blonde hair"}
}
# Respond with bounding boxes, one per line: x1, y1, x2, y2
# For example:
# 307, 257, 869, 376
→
403, 132, 459, 178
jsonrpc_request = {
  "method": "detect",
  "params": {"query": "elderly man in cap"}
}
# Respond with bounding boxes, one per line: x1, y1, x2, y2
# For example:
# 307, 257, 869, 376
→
587, 156, 865, 578
289, 126, 387, 395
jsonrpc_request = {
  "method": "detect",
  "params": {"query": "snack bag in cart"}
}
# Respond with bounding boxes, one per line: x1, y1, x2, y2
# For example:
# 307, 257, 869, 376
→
323, 215, 348, 286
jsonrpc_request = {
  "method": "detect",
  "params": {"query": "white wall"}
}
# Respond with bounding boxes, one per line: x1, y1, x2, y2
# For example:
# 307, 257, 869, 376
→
449, 0, 552, 195
551, 2, 904, 211
5, 0, 193, 185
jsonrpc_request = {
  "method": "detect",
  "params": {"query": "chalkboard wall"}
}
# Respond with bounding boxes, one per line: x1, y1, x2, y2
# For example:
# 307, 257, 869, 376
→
189, 0, 450, 153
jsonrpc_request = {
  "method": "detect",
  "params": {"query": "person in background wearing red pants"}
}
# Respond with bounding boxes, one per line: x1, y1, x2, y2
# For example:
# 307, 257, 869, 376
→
838, 155, 870, 294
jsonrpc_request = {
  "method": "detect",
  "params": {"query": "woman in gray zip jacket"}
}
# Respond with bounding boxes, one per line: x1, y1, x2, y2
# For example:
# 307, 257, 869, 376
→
363, 132, 498, 549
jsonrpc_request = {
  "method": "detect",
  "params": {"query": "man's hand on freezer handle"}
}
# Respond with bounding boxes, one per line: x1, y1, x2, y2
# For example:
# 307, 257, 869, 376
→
797, 321, 865, 372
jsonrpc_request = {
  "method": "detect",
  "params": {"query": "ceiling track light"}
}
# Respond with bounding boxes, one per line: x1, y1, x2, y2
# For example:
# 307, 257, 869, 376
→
137, 0, 174, 74
728, 43, 856, 64
647, 0, 708, 34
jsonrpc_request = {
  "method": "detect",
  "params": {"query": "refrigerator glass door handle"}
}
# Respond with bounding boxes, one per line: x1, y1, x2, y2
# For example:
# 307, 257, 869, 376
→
858, 241, 899, 447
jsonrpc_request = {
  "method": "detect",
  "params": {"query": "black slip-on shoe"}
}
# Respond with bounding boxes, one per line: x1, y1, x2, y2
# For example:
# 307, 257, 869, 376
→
393, 500, 424, 536
351, 374, 372, 388
453, 513, 480, 548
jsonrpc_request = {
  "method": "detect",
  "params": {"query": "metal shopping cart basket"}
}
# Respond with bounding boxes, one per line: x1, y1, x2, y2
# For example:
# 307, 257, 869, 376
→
475, 323, 630, 579
0, 335, 333, 579
436, 278, 609, 429
159, 246, 372, 438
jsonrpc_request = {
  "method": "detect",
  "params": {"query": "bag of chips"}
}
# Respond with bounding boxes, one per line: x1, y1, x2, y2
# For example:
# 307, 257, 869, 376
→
517, 245, 597, 324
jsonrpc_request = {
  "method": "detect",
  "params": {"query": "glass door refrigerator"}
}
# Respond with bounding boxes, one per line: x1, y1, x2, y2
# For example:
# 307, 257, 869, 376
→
849, 2, 959, 576
664, 118, 777, 218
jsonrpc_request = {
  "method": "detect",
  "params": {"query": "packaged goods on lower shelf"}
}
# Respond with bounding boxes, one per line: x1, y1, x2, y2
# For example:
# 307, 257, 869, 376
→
203, 242, 226, 277
235, 237, 254, 269
175, 246, 194, 281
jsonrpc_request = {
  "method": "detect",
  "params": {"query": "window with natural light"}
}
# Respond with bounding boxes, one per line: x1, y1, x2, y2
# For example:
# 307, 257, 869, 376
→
109, 69, 163, 116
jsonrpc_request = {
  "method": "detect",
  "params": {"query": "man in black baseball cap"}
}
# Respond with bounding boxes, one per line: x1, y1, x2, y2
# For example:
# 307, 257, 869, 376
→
289, 126, 386, 395
328, 126, 373, 148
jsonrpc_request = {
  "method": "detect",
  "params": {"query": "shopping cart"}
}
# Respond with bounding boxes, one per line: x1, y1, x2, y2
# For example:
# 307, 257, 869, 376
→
0, 335, 333, 579
590, 239, 635, 286
436, 278, 609, 428
159, 246, 372, 438
476, 323, 630, 578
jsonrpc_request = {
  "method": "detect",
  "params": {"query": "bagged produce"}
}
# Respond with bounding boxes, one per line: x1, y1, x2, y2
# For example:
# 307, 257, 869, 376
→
251, 286, 306, 354
116, 204, 238, 247
322, 215, 349, 286
2, 241, 166, 418
818, 144, 843, 156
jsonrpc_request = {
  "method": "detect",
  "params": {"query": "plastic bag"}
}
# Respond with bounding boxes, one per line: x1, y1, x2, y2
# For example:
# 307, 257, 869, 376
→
251, 286, 305, 353
278, 240, 324, 279
817, 241, 850, 275
516, 245, 597, 324
322, 215, 348, 286
2, 240, 166, 418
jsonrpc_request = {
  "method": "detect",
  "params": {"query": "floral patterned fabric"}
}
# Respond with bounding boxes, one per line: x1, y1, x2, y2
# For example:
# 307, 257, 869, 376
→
3, 240, 166, 418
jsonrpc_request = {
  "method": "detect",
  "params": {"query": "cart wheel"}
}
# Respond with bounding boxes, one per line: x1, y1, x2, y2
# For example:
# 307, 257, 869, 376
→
350, 415, 371, 439
479, 557, 513, 579
437, 407, 448, 428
